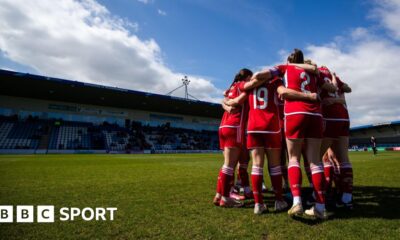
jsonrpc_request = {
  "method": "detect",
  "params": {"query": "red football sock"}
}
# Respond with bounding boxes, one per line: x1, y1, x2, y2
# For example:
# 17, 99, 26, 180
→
269, 166, 283, 201
251, 166, 264, 204
220, 165, 234, 197
216, 169, 223, 194
311, 164, 326, 204
323, 161, 333, 190
288, 161, 302, 197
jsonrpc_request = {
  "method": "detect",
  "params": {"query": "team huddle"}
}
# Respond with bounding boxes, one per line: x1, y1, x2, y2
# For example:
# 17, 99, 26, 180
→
214, 49, 353, 219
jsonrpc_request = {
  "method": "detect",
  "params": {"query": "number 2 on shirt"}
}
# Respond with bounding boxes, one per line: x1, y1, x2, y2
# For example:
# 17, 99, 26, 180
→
300, 72, 311, 94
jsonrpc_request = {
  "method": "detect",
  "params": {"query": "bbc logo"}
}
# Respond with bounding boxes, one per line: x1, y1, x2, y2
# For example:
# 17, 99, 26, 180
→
0, 205, 54, 223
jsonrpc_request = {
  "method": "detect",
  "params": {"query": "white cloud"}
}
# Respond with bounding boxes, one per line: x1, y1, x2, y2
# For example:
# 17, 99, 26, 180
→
137, 0, 150, 4
305, 37, 400, 126
157, 9, 167, 16
370, 0, 400, 40
0, 0, 222, 102
301, 2, 400, 127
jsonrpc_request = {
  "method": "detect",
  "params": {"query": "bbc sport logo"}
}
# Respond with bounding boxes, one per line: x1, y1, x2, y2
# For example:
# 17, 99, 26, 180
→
0, 206, 117, 223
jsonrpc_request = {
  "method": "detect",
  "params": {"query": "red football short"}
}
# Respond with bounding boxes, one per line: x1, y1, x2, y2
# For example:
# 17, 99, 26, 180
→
219, 127, 243, 149
247, 132, 282, 149
285, 114, 323, 139
323, 120, 350, 138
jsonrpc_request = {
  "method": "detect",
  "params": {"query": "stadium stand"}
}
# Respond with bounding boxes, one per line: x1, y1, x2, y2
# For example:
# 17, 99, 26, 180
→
349, 121, 400, 150
0, 116, 44, 149
0, 115, 219, 152
0, 69, 222, 153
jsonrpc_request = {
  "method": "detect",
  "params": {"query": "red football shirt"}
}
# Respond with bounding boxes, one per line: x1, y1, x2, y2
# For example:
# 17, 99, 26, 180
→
239, 78, 282, 133
271, 64, 324, 116
220, 82, 247, 128
318, 68, 349, 120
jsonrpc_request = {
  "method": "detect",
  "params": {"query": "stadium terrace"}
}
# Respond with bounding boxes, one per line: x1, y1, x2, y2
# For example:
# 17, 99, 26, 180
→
0, 69, 222, 154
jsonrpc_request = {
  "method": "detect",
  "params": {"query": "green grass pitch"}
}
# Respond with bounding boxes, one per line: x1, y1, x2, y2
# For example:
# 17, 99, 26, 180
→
1, 152, 400, 239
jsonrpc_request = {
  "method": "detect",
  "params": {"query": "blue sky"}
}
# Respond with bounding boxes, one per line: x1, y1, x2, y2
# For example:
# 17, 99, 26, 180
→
98, 0, 372, 86
0, 0, 399, 126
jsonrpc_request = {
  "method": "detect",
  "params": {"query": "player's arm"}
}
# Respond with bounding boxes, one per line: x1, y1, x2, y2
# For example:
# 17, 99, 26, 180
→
333, 73, 352, 93
288, 63, 319, 74
223, 92, 247, 107
221, 100, 238, 113
322, 95, 346, 105
277, 86, 318, 101
253, 69, 274, 81
319, 73, 338, 93
240, 76, 267, 91
241, 65, 286, 91
321, 82, 337, 93
341, 83, 352, 93
251, 65, 286, 84
322, 98, 344, 105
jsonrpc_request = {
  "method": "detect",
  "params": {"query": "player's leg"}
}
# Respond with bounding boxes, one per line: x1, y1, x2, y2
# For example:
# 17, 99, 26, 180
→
303, 137, 328, 219
285, 114, 305, 216
332, 136, 353, 209
322, 150, 334, 202
303, 116, 327, 219
280, 131, 289, 191
219, 146, 243, 207
321, 120, 340, 199
266, 147, 288, 211
327, 148, 342, 197
302, 144, 313, 188
238, 148, 252, 198
251, 147, 267, 214
215, 127, 243, 207
265, 132, 287, 211
214, 128, 225, 205
286, 138, 304, 215
229, 162, 242, 200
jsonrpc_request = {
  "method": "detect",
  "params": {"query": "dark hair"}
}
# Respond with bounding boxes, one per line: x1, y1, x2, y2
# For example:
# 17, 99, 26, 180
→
288, 48, 304, 64
226, 68, 253, 92
287, 53, 294, 63
233, 68, 253, 83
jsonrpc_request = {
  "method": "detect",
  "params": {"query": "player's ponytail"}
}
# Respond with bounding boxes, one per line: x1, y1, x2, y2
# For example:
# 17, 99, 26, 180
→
234, 68, 253, 83
288, 48, 304, 64
227, 68, 253, 91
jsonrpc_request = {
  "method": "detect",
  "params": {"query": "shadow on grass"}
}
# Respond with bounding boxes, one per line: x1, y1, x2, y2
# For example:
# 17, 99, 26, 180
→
331, 186, 400, 220
213, 185, 400, 225
257, 185, 400, 224
289, 186, 400, 224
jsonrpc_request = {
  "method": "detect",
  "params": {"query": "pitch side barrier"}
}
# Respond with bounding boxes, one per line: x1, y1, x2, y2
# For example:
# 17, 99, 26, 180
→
348, 147, 400, 152
152, 150, 220, 154
1, 148, 399, 154
0, 149, 221, 154
109, 150, 221, 154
